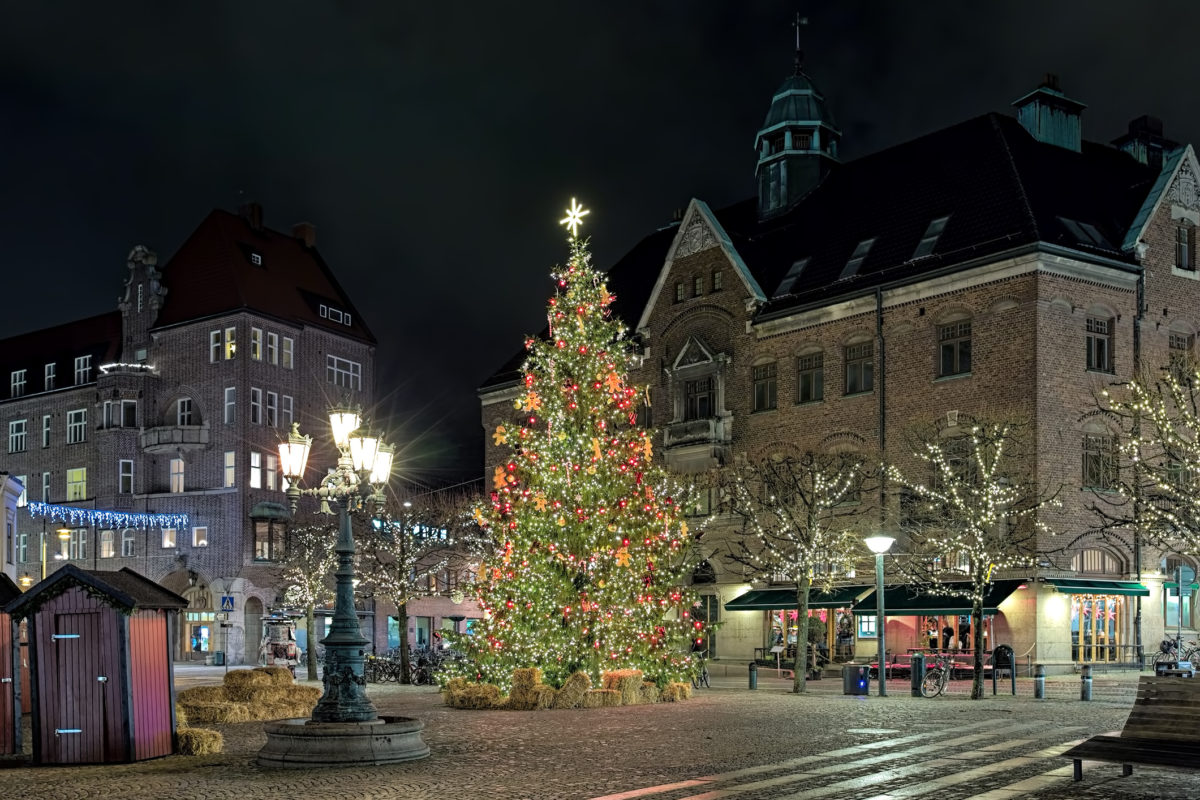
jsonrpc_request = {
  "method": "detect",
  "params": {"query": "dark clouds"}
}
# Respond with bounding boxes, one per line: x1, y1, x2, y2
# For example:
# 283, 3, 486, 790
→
1, 2, 1195, 482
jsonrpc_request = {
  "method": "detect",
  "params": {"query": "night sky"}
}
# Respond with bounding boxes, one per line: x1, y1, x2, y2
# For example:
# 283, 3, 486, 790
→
2, 2, 1195, 484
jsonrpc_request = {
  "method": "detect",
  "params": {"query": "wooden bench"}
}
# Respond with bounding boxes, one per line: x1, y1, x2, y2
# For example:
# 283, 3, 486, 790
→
1063, 675, 1200, 781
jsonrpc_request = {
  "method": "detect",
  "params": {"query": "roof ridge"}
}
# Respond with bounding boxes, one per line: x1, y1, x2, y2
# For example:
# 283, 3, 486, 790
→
989, 114, 1041, 241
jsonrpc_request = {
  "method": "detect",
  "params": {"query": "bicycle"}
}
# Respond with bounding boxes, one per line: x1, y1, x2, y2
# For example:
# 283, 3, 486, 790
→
691, 650, 711, 689
920, 654, 953, 698
1153, 636, 1199, 670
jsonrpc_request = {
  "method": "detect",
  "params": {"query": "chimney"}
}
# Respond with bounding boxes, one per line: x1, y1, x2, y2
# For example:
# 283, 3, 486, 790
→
1011, 73, 1086, 152
292, 221, 317, 248
1112, 115, 1176, 170
239, 201, 264, 231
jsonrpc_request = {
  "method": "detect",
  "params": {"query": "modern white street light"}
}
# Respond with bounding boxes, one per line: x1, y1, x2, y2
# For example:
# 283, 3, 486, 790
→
864, 535, 895, 697
277, 406, 393, 723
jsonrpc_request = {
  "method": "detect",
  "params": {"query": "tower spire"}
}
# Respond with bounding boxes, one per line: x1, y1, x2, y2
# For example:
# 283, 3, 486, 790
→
793, 12, 808, 75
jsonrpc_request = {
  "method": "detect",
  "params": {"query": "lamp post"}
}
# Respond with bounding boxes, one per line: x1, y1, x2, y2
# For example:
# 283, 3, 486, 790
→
277, 408, 394, 723
864, 535, 894, 697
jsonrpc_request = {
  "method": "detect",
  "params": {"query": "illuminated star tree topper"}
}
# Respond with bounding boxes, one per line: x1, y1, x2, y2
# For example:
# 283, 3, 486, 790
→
559, 197, 590, 239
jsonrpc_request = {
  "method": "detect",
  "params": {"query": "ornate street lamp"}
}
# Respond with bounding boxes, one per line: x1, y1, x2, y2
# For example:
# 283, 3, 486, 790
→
864, 535, 894, 697
278, 408, 392, 723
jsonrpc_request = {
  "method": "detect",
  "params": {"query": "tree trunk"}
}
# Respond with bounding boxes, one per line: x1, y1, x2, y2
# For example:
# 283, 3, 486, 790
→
305, 603, 319, 681
792, 574, 812, 693
397, 602, 411, 684
971, 595, 985, 699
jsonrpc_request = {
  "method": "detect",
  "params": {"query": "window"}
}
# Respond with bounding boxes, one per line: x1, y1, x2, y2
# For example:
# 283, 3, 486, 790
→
103, 399, 136, 428
44, 363, 55, 391
17, 532, 27, 565
752, 362, 777, 412
684, 377, 714, 421
1082, 433, 1117, 490
74, 355, 92, 384
137, 283, 144, 311
224, 387, 236, 424
67, 409, 86, 443
162, 528, 177, 549
712, 270, 723, 291
41, 472, 50, 503
224, 451, 236, 487
938, 320, 972, 377
14, 476, 26, 508
119, 460, 134, 494
282, 395, 294, 427
10, 369, 26, 397
251, 327, 263, 360
776, 258, 809, 296
170, 458, 185, 493
913, 216, 950, 259
266, 391, 278, 427
266, 454, 278, 491
282, 337, 294, 369
1164, 556, 1196, 629
326, 355, 362, 390
934, 435, 977, 490
675, 282, 685, 303
193, 527, 208, 547
224, 327, 236, 359
693, 275, 704, 297
177, 397, 193, 426
1071, 548, 1122, 574
1177, 224, 1195, 271
1086, 317, 1113, 373
9, 420, 27, 453
209, 330, 221, 362
844, 342, 874, 395
121, 529, 135, 557
42, 415, 51, 447
250, 451, 262, 489
797, 353, 824, 403
840, 238, 875, 280
100, 530, 115, 559
1170, 331, 1195, 375
267, 332, 279, 364
793, 131, 812, 149
858, 615, 877, 638
250, 252, 262, 266
254, 520, 286, 561
68, 528, 87, 561
762, 160, 785, 212
250, 387, 263, 425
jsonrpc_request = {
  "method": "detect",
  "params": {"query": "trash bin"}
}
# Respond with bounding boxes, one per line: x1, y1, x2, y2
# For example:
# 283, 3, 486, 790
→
910, 653, 926, 697
842, 664, 870, 695
212, 651, 225, 666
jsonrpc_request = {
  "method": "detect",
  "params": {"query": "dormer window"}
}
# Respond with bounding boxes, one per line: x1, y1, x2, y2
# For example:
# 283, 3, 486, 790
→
44, 363, 55, 391
250, 252, 262, 266
319, 303, 352, 326
839, 238, 875, 280
775, 258, 809, 297
913, 217, 950, 259
10, 369, 26, 397
74, 355, 92, 385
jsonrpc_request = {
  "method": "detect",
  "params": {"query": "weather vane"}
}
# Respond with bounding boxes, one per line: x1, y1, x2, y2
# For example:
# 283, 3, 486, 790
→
560, 197, 590, 239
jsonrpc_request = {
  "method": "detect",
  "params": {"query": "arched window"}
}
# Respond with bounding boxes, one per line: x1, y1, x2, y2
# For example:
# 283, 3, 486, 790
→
1071, 548, 1123, 575
1081, 423, 1117, 491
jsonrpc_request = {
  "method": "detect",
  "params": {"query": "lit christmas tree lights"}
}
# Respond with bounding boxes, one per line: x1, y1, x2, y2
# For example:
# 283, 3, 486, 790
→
451, 200, 705, 689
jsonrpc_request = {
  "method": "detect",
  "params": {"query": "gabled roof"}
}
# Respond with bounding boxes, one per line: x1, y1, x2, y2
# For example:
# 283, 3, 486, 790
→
3, 565, 187, 619
1122, 145, 1198, 251
0, 573, 20, 606
154, 209, 375, 344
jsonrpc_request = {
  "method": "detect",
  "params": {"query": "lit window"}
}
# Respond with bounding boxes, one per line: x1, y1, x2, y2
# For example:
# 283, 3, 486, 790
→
119, 460, 134, 494
224, 387, 236, 424
1086, 317, 1114, 373
844, 342, 874, 394
326, 355, 362, 390
752, 362, 777, 412
74, 355, 92, 384
66, 467, 87, 501
266, 454, 278, 491
798, 353, 824, 403
251, 328, 263, 360
938, 320, 972, 377
250, 451, 262, 489
10, 369, 26, 397
192, 527, 208, 547
162, 528, 177, 549
224, 327, 236, 359
100, 530, 115, 559
254, 520, 286, 561
224, 451, 236, 487
8, 420, 27, 453
67, 409, 86, 443
121, 529, 135, 557
44, 363, 55, 391
170, 458, 185, 493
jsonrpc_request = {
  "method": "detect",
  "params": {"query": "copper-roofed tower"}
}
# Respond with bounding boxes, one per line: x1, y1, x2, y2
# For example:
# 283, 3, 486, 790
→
755, 13, 842, 219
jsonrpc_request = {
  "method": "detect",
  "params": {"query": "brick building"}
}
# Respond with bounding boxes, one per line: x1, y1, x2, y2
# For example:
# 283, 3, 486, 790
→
481, 62, 1200, 671
0, 204, 375, 664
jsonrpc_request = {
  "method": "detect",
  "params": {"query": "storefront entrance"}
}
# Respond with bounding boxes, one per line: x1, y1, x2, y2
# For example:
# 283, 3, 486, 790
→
1071, 594, 1125, 663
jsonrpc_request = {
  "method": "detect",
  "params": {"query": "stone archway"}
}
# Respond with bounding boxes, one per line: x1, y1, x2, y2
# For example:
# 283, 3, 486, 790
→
245, 596, 264, 666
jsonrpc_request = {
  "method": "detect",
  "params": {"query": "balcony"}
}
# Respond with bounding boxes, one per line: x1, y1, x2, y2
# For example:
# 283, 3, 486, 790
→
663, 416, 731, 472
141, 425, 210, 453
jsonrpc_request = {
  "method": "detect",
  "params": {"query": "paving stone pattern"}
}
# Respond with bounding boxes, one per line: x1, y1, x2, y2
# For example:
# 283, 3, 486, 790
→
1, 666, 1196, 799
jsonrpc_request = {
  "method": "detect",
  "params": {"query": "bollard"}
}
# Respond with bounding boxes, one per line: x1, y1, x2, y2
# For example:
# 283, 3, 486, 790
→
1034, 663, 1045, 700
1080, 664, 1092, 701
910, 653, 925, 697
748, 662, 758, 690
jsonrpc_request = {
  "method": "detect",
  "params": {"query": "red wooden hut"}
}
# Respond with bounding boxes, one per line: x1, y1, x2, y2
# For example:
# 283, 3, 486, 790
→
2, 566, 186, 764
0, 573, 21, 754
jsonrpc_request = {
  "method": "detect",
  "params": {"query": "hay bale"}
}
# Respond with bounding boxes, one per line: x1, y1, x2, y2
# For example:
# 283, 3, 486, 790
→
601, 670, 644, 705
177, 700, 253, 724
511, 667, 542, 690
530, 684, 557, 710
442, 677, 469, 695
444, 682, 503, 710
175, 704, 188, 728
550, 671, 591, 710
222, 669, 275, 701
177, 727, 223, 755
639, 681, 661, 704
177, 686, 229, 704
660, 682, 692, 703
582, 689, 622, 708
256, 666, 294, 684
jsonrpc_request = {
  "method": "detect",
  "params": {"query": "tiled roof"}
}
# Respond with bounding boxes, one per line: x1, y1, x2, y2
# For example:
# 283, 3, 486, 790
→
3, 565, 187, 617
155, 209, 375, 344
0, 312, 122, 397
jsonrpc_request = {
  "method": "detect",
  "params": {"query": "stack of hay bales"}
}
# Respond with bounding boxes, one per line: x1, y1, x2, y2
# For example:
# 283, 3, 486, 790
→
660, 682, 692, 702
174, 701, 224, 755
443, 668, 693, 710
442, 677, 504, 709
177, 667, 322, 725
601, 670, 645, 705
550, 672, 591, 709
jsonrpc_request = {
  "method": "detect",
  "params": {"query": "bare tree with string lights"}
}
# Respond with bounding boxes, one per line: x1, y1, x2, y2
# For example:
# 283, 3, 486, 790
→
279, 520, 337, 680
888, 413, 1061, 699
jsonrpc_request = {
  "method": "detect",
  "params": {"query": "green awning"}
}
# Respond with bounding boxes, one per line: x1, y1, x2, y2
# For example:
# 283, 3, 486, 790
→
852, 579, 1026, 616
724, 585, 872, 612
1044, 578, 1149, 596
249, 501, 290, 520
1165, 582, 1200, 591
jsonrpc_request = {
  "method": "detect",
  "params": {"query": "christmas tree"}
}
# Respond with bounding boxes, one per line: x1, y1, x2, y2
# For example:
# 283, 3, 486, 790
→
456, 200, 704, 689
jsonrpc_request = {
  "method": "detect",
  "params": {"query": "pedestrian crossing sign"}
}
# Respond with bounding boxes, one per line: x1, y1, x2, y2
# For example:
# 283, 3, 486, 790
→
221, 595, 234, 612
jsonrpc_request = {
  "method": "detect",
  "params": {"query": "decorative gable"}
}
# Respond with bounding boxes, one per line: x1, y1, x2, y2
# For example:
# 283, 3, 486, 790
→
1169, 159, 1198, 211
672, 336, 715, 370
675, 214, 720, 260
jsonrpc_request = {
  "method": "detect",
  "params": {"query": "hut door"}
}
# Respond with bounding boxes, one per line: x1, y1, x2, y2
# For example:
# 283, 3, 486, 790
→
50, 612, 104, 763
0, 612, 12, 754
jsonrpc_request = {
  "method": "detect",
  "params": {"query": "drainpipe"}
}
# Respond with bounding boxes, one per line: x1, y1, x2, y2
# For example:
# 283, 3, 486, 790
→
876, 287, 887, 514
1132, 264, 1145, 665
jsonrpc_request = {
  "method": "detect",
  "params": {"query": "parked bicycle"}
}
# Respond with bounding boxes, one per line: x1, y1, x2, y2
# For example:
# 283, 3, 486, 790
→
1153, 636, 1199, 670
920, 654, 953, 698
691, 650, 711, 689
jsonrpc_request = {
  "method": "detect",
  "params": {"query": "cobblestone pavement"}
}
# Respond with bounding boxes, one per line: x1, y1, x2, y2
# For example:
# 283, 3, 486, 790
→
2, 665, 1196, 799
